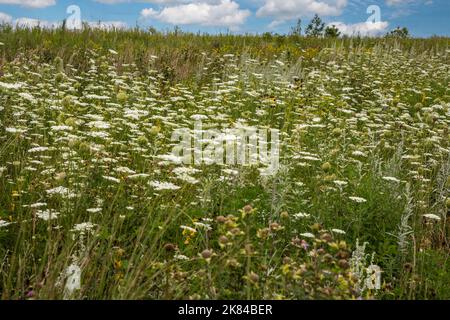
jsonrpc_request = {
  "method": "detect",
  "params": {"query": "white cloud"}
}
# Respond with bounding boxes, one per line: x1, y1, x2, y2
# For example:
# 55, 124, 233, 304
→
0, 12, 13, 24
95, 0, 128, 3
140, 0, 250, 29
11, 17, 127, 30
88, 21, 128, 30
385, 0, 411, 5
0, 0, 56, 8
95, 0, 193, 4
328, 21, 389, 36
256, 0, 347, 23
14, 17, 61, 28
385, 0, 431, 5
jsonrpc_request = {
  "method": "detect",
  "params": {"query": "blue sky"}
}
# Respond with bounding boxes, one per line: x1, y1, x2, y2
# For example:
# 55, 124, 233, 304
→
0, 0, 448, 37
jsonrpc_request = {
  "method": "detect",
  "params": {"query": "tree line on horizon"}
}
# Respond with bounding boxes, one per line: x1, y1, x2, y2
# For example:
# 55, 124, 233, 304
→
287, 14, 410, 39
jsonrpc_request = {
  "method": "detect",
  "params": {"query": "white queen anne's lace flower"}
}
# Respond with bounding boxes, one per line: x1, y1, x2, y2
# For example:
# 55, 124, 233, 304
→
293, 212, 310, 219
28, 146, 49, 153
46, 186, 76, 199
423, 214, 441, 221
382, 176, 401, 183
349, 196, 367, 203
0, 220, 13, 228
149, 181, 180, 191
333, 180, 348, 187
300, 232, 315, 238
71, 222, 97, 234
36, 209, 60, 221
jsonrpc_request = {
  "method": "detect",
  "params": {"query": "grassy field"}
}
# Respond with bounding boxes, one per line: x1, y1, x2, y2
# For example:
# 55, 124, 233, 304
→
0, 27, 449, 300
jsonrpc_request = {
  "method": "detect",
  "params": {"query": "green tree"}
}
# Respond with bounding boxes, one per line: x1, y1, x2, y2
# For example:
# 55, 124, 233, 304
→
148, 26, 158, 35
290, 19, 302, 36
386, 26, 409, 38
305, 14, 325, 37
173, 25, 182, 36
324, 24, 341, 38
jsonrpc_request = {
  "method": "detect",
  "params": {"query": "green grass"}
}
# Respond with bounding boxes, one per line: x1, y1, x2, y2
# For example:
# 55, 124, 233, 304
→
0, 27, 449, 300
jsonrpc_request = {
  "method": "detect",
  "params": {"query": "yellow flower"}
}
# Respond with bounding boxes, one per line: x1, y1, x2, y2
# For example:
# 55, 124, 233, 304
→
149, 125, 161, 135
281, 264, 290, 275
321, 162, 332, 171
181, 225, 197, 245
117, 91, 128, 103
114, 259, 122, 269
257, 228, 270, 240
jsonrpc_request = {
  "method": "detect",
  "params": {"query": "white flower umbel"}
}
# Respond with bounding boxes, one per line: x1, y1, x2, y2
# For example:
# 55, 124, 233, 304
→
0, 220, 13, 228
299, 232, 315, 238
71, 222, 97, 234
149, 181, 181, 191
36, 209, 60, 221
349, 196, 367, 203
423, 214, 441, 221
46, 186, 76, 199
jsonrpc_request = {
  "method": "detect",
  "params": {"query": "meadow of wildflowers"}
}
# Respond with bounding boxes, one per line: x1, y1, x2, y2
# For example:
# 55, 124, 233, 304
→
0, 28, 449, 300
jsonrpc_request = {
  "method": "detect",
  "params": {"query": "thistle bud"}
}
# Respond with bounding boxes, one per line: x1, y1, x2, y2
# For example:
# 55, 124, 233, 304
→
248, 272, 259, 283
280, 211, 289, 219
117, 91, 128, 103
201, 249, 212, 259
164, 243, 176, 252
216, 215, 226, 223
321, 162, 331, 172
